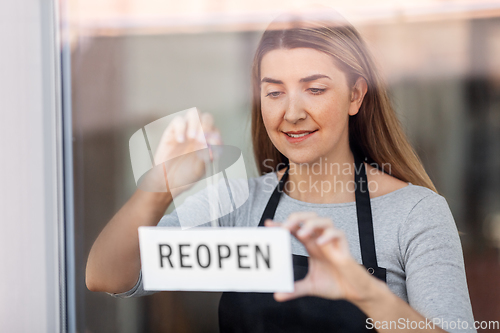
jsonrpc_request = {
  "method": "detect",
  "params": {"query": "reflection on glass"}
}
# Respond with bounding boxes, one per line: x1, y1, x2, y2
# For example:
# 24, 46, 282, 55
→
68, 1, 500, 331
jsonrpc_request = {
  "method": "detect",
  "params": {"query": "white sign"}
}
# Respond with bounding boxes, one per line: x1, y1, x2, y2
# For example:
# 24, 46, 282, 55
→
138, 227, 294, 292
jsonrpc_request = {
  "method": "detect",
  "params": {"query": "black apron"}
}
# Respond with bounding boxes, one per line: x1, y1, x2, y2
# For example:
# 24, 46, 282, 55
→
218, 152, 386, 332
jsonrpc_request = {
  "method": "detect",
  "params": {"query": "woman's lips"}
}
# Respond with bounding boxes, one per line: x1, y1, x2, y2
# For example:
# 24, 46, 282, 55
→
282, 130, 318, 144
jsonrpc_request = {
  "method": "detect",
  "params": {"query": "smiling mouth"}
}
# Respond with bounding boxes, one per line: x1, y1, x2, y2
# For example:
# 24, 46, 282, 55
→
283, 130, 318, 138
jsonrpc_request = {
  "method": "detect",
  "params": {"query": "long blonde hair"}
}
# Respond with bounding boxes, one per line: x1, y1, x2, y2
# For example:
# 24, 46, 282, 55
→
250, 15, 438, 193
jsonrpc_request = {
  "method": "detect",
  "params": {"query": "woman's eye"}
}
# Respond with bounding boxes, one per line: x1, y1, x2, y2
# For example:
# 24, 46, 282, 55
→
265, 91, 282, 98
308, 88, 326, 95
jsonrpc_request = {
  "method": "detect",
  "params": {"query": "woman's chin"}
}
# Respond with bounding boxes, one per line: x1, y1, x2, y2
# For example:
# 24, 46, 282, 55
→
276, 143, 327, 165
286, 155, 322, 166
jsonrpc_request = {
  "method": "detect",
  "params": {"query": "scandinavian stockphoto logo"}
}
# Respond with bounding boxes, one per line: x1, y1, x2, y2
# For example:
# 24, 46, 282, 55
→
129, 107, 249, 229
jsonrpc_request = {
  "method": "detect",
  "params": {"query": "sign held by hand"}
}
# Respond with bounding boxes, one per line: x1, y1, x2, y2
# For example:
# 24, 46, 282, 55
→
139, 227, 294, 292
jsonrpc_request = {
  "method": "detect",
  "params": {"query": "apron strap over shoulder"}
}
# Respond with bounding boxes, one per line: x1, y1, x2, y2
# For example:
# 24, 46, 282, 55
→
353, 152, 379, 271
258, 164, 290, 227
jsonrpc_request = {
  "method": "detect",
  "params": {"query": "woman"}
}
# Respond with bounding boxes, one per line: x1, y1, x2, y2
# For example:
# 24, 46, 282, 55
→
86, 13, 475, 333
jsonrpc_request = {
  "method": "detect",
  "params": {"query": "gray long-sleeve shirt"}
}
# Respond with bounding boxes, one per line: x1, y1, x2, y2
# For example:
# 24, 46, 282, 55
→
111, 171, 476, 333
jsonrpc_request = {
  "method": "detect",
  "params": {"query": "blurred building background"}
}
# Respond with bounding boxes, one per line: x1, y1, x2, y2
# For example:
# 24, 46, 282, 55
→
67, 0, 500, 332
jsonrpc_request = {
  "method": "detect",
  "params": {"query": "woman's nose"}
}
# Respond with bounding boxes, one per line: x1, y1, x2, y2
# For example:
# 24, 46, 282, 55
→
283, 95, 307, 123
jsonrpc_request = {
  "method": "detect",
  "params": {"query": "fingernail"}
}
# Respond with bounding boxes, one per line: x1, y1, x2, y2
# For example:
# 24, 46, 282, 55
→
197, 132, 206, 144
317, 236, 327, 245
177, 135, 184, 143
207, 133, 220, 145
188, 130, 196, 139
297, 229, 308, 237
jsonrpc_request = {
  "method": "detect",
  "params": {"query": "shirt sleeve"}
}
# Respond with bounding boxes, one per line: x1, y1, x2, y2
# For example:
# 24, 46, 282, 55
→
399, 194, 476, 333
107, 211, 182, 299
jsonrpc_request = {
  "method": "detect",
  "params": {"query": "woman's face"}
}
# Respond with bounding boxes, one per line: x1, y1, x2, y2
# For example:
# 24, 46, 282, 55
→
260, 47, 363, 165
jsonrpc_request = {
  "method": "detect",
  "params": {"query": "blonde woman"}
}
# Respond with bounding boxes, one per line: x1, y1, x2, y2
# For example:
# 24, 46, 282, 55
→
86, 13, 475, 333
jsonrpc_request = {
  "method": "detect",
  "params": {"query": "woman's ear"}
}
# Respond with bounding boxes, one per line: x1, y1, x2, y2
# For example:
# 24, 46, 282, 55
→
348, 77, 368, 116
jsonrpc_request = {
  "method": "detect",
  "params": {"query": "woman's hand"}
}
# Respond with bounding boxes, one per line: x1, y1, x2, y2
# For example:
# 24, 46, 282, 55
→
139, 109, 222, 193
265, 212, 386, 305
267, 212, 447, 333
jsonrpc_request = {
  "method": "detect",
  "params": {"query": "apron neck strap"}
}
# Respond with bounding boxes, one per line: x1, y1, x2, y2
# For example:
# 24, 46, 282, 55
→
258, 164, 290, 227
257, 152, 380, 270
353, 151, 379, 270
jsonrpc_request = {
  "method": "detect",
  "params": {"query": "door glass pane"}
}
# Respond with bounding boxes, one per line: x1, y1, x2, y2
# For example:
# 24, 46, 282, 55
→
66, 1, 500, 331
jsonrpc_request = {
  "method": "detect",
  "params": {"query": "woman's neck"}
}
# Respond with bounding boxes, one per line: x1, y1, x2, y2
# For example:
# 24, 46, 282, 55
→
284, 147, 357, 204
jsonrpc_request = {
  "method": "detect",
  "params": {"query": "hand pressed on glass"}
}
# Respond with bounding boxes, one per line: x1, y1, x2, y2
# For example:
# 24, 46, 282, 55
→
138, 109, 223, 193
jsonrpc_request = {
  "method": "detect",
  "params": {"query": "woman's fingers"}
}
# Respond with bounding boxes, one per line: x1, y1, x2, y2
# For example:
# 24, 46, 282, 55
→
279, 213, 337, 248
282, 212, 318, 234
186, 108, 200, 139
207, 128, 222, 146
316, 227, 343, 246
200, 112, 214, 132
199, 112, 214, 143
269, 212, 359, 303
165, 111, 220, 146
296, 217, 334, 239
284, 213, 348, 261
274, 279, 310, 302
162, 115, 180, 142
316, 228, 353, 266
267, 213, 348, 260
264, 219, 280, 227
286, 213, 335, 244
202, 114, 223, 146
171, 116, 187, 143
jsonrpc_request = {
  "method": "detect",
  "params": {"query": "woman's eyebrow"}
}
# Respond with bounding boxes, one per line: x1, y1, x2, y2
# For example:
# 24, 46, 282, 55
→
299, 74, 331, 82
261, 74, 331, 84
261, 77, 283, 84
